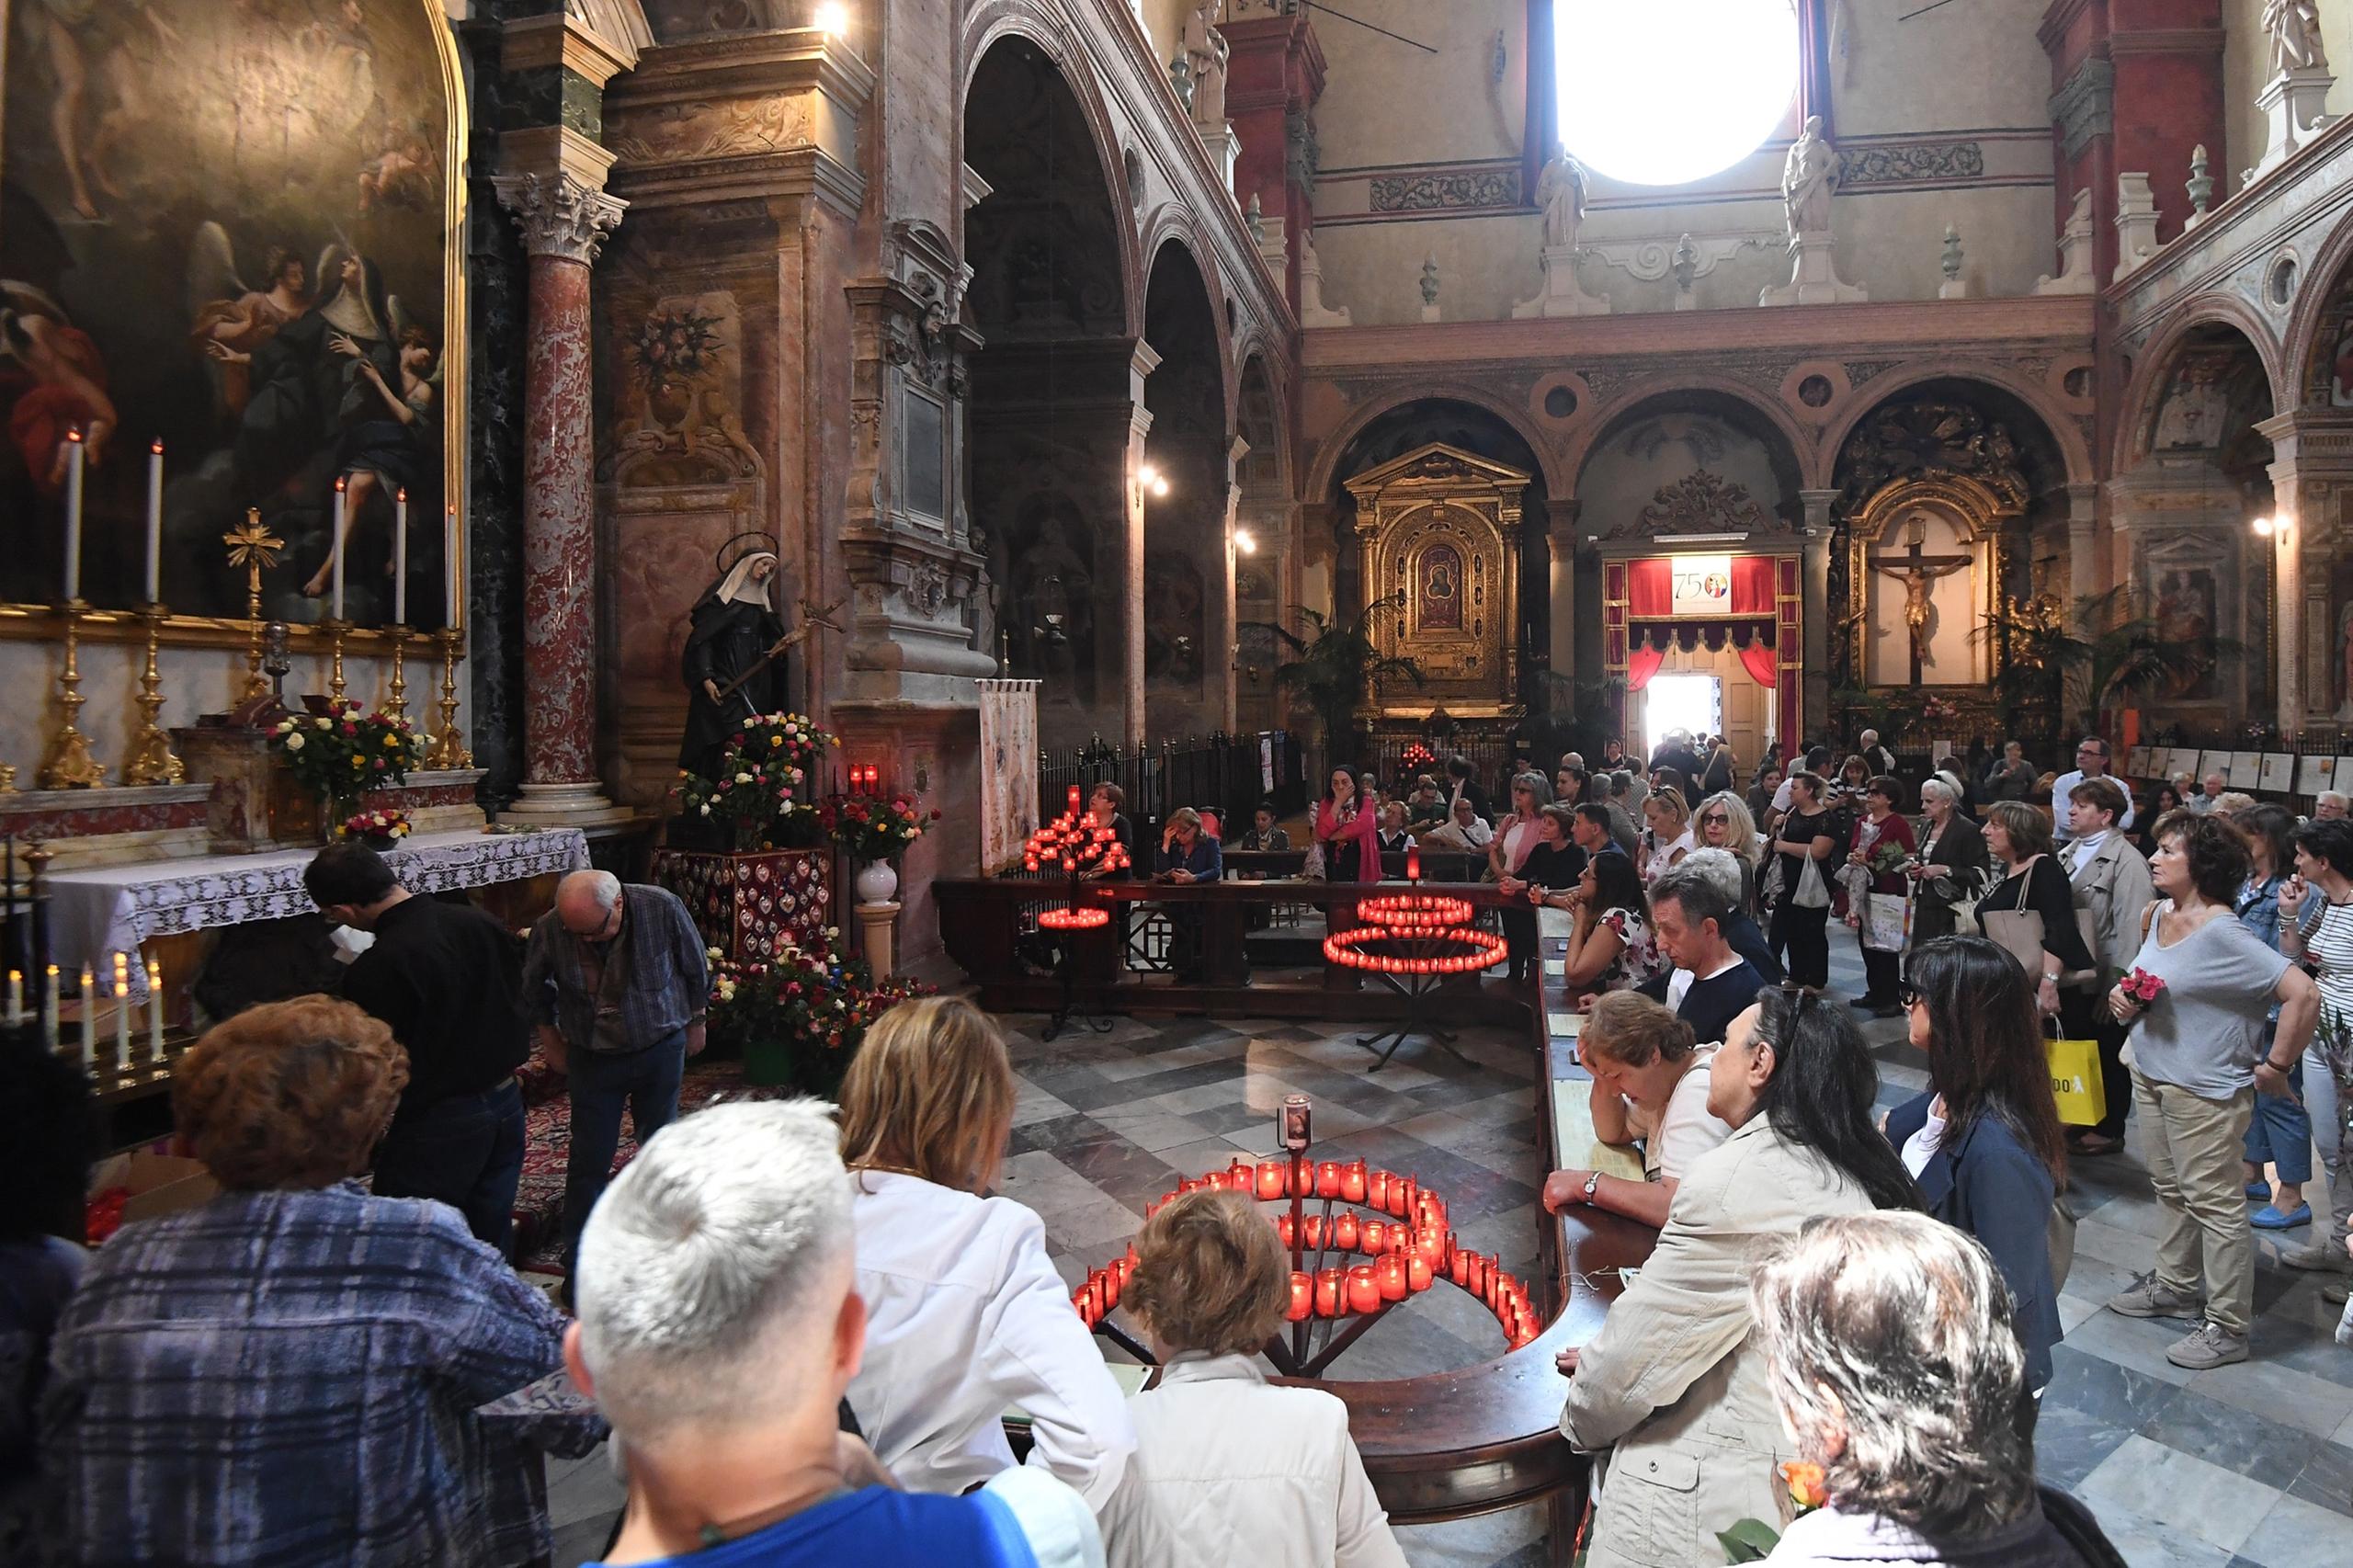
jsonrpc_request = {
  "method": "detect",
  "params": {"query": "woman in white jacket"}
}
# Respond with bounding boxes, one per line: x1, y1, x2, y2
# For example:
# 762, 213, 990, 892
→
1097, 1187, 1405, 1568
840, 996, 1136, 1509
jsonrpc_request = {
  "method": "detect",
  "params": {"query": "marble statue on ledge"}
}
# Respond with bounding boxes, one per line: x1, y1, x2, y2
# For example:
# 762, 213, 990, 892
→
1759, 116, 1865, 306
1419, 254, 1441, 323
1182, 0, 1230, 126
1512, 142, 1609, 317
2256, 0, 2335, 176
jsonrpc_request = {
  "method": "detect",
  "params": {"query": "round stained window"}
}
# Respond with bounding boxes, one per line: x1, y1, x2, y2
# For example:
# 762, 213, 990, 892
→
1555, 0, 1802, 187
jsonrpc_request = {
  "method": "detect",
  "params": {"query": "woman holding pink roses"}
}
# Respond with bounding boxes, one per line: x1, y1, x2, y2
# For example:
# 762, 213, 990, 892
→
2103, 812, 2319, 1370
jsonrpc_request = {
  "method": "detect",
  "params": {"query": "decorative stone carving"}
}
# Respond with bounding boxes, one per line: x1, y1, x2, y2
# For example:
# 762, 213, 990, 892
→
2267, 0, 2326, 74
2113, 173, 2159, 283
1670, 234, 1699, 310
1298, 231, 1351, 328
1835, 401, 2029, 517
1418, 253, 1440, 322
1760, 117, 1865, 306
1181, 0, 1230, 125
493, 171, 627, 264
2187, 144, 2215, 225
1621, 472, 1780, 540
2035, 187, 2097, 295
1938, 224, 1968, 299
1511, 144, 1608, 318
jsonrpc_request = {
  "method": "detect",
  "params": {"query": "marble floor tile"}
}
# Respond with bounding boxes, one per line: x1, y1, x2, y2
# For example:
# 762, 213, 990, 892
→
2288, 1439, 2353, 1520
2085, 1501, 2238, 1568
1039, 1191, 1146, 1254
995, 1150, 1121, 1221
2135, 1387, 2318, 1487
2031, 1400, 2135, 1492
1086, 1106, 1218, 1153
2077, 1436, 2279, 1554
2044, 1343, 2187, 1432
2188, 1355, 2353, 1441
2053, 1308, 2204, 1389
2237, 1491, 2353, 1568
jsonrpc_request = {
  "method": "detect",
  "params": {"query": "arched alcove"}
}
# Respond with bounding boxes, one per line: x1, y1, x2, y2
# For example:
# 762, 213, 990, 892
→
1142, 238, 1232, 742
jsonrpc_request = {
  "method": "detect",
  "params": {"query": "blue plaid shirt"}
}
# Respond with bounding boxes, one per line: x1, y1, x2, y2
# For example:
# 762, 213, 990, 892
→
522, 881, 710, 1055
41, 1183, 602, 1567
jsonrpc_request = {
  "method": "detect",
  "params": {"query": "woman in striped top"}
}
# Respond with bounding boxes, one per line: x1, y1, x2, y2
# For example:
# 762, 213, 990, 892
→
2276, 817, 2353, 1276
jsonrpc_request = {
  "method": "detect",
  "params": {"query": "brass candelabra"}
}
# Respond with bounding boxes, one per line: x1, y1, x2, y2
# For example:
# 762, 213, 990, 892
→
38, 602, 106, 790
223, 510, 284, 703
385, 627, 411, 723
430, 627, 471, 768
322, 618, 349, 705
122, 604, 187, 786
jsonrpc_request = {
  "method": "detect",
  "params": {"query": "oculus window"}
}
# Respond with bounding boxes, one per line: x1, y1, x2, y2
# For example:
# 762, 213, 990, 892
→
1555, 0, 1800, 187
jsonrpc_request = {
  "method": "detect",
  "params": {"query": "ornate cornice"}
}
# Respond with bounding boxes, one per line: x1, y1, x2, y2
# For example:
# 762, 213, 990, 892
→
492, 172, 627, 265
2049, 58, 2115, 162
1619, 472, 1781, 540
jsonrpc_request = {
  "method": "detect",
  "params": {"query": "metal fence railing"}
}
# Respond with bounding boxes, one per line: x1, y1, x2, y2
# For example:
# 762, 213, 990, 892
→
1039, 731, 1306, 840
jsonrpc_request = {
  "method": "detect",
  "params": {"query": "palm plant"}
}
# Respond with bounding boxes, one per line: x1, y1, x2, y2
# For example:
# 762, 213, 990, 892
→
1251, 599, 1425, 766
1983, 587, 2238, 739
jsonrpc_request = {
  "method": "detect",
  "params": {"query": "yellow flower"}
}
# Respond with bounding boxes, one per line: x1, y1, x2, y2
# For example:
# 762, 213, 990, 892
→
351, 756, 366, 768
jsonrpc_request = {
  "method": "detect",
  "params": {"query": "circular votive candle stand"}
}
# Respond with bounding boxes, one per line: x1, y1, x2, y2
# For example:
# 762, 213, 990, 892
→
1023, 785, 1131, 1041
1323, 892, 1506, 1071
1069, 1096, 1541, 1379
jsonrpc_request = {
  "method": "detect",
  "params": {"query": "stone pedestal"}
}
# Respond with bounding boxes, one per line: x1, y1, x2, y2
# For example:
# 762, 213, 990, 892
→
1511, 244, 1610, 318
1200, 121, 1240, 189
2112, 173, 2160, 284
1759, 233, 1865, 307
2256, 68, 2335, 178
2036, 188, 2098, 295
856, 900, 901, 980
492, 172, 634, 829
1298, 233, 1351, 328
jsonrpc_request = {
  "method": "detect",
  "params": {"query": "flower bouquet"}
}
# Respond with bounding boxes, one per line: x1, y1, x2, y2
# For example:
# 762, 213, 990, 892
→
2117, 966, 2167, 1013
1718, 1460, 1827, 1562
1919, 695, 1959, 725
338, 805, 413, 849
705, 926, 934, 1092
823, 793, 942, 862
268, 699, 421, 834
672, 712, 837, 852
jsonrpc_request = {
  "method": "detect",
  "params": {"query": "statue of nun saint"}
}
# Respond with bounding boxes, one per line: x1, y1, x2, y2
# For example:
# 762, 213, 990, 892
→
679, 534, 791, 778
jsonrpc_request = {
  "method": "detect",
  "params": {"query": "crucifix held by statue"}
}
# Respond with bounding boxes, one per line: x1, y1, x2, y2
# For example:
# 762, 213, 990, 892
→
1870, 517, 1971, 683
676, 534, 843, 778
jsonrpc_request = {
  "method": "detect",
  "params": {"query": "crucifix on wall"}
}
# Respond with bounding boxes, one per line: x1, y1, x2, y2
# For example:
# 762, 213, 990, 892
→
1870, 516, 1972, 682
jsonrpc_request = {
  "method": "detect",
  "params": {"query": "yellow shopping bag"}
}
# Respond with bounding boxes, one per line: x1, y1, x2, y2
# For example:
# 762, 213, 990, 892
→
2047, 1028, 2104, 1128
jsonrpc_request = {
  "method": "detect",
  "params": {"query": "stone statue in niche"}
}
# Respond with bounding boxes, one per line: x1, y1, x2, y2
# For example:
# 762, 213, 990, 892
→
1011, 505, 1094, 695
679, 537, 791, 777
2266, 0, 2326, 74
1536, 143, 1587, 252
1781, 116, 1839, 238
1182, 0, 1230, 125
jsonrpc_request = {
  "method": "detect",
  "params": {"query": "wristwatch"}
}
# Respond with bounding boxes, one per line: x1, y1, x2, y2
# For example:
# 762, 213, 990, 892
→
1582, 1170, 1602, 1203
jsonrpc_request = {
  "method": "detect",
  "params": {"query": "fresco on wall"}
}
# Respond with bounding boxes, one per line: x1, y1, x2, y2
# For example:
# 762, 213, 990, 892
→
0, 0, 450, 624
2154, 566, 2221, 700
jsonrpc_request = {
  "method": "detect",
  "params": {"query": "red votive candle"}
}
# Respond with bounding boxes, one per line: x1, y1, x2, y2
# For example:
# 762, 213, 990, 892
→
1376, 1255, 1408, 1302
1334, 1210, 1360, 1252
1450, 1248, 1472, 1288
1385, 1177, 1408, 1219
1102, 1266, 1122, 1310
1402, 1177, 1419, 1219
1288, 1271, 1313, 1322
1342, 1160, 1369, 1204
1278, 1214, 1296, 1250
1407, 1252, 1434, 1294
1348, 1265, 1382, 1313
1203, 1171, 1226, 1191
1229, 1160, 1254, 1194
1316, 1160, 1343, 1199
1302, 1214, 1324, 1250
1316, 1268, 1343, 1318
1362, 1220, 1385, 1255
1256, 1161, 1287, 1200
1369, 1169, 1390, 1210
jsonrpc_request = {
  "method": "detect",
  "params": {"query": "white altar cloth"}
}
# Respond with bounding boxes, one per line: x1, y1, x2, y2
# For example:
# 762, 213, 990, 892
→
46, 828, 591, 996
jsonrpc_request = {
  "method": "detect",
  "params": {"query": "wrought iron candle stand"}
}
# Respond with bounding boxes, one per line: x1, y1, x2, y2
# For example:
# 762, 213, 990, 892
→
1023, 785, 1131, 1041
1324, 874, 1506, 1069
1069, 1095, 1541, 1376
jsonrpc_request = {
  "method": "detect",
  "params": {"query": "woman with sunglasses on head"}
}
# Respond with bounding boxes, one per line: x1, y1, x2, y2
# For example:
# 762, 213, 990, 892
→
1695, 791, 1762, 916
1884, 937, 2067, 1418
1561, 986, 1921, 1568
1907, 772, 1990, 946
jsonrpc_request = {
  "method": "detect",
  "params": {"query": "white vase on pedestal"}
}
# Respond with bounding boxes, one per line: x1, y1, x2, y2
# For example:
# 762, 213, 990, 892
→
854, 858, 900, 907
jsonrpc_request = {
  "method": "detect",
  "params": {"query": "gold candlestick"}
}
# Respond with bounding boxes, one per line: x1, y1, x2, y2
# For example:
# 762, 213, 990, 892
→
323, 618, 349, 705
38, 602, 107, 790
223, 510, 284, 702
431, 626, 471, 767
122, 604, 187, 785
386, 627, 410, 723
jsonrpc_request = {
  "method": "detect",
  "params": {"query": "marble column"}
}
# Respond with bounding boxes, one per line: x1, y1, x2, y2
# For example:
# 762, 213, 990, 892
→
1546, 497, 1581, 689
2257, 411, 2353, 733
2063, 482, 2101, 724
1122, 344, 1161, 756
1220, 434, 1248, 732
1800, 489, 1837, 745
493, 172, 629, 824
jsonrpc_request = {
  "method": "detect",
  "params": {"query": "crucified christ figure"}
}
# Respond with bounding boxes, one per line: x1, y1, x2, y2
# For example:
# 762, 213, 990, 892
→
1877, 557, 1972, 676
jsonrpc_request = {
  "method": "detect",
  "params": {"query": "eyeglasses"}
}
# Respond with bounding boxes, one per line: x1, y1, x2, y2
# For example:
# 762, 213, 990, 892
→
1897, 983, 1925, 1009
1699, 812, 1728, 825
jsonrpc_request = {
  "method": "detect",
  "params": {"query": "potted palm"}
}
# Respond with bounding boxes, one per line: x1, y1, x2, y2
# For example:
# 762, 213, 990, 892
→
1254, 598, 1426, 767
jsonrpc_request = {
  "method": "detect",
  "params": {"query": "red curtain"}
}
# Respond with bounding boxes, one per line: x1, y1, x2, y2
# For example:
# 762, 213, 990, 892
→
1627, 644, 1666, 691
1628, 558, 1673, 617
1731, 556, 1775, 616
1738, 641, 1777, 690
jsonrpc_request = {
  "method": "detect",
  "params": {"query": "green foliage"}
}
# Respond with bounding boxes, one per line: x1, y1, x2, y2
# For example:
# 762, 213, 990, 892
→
267, 700, 419, 810
1982, 588, 2241, 740
1715, 1519, 1783, 1562
1251, 601, 1426, 765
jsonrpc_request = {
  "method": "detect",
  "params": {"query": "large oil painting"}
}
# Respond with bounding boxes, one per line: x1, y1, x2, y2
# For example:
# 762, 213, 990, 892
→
0, 0, 455, 627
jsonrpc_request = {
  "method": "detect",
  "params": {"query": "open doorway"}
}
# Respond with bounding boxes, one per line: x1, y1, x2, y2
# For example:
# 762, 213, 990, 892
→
1643, 672, 1722, 761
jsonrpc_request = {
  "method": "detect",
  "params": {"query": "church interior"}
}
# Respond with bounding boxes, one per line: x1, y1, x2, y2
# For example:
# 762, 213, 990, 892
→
9, 1, 2353, 1565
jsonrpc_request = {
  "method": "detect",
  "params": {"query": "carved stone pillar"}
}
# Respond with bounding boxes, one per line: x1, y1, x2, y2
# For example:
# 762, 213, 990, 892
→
1800, 490, 1837, 744
1546, 497, 1581, 693
2063, 482, 2101, 722
1123, 345, 1162, 756
2259, 411, 2353, 732
492, 170, 629, 824
1220, 434, 1249, 731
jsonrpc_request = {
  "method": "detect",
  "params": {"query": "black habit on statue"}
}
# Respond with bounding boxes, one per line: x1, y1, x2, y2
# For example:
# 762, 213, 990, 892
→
679, 551, 790, 778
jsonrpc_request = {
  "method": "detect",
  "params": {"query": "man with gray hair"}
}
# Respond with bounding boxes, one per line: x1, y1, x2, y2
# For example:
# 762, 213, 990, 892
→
1638, 860, 1766, 1043
2193, 770, 2230, 813
2316, 790, 2349, 822
1676, 846, 1782, 986
523, 869, 711, 1294
566, 1101, 1102, 1565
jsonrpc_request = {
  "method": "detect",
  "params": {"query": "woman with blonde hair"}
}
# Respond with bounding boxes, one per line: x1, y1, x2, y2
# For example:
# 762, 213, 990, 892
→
1696, 790, 1761, 915
842, 995, 1135, 1506
1097, 1188, 1406, 1568
43, 997, 594, 1568
1641, 786, 1695, 886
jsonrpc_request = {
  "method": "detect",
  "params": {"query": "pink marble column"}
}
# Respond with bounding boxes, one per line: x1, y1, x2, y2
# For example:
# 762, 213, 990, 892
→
493, 172, 627, 821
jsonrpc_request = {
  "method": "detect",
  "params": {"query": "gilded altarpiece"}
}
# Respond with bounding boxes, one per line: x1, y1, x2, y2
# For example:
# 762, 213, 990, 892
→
1346, 444, 1526, 721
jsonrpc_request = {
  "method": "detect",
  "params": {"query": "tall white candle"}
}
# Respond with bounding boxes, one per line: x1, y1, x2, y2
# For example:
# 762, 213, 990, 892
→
445, 506, 460, 629
63, 427, 85, 602
112, 953, 130, 1073
78, 964, 96, 1068
147, 958, 165, 1063
331, 477, 347, 619
42, 965, 59, 1053
6, 969, 19, 1027
393, 487, 408, 626
145, 438, 164, 603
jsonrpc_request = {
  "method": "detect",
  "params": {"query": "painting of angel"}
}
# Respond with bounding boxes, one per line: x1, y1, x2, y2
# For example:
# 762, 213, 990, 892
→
0, 0, 452, 623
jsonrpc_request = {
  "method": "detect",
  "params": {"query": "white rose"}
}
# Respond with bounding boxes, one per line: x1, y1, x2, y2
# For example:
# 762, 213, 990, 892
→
285, 733, 305, 751
315, 717, 332, 730
707, 946, 724, 960
699, 803, 712, 816
734, 772, 753, 785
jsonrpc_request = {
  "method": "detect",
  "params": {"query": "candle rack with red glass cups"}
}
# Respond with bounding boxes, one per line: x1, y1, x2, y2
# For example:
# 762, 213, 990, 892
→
1023, 785, 1131, 1041
1068, 1094, 1541, 1378
1322, 885, 1504, 1071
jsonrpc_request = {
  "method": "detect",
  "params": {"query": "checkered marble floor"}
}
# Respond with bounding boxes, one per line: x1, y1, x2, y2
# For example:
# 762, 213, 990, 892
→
547, 926, 2353, 1567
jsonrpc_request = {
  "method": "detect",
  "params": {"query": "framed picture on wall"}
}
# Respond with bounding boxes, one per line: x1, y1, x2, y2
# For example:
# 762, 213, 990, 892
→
2301, 756, 2336, 795
2167, 747, 2201, 778
2229, 753, 2261, 789
2200, 750, 2235, 784
2127, 746, 2154, 776
2335, 756, 2353, 797
2261, 755, 2295, 792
